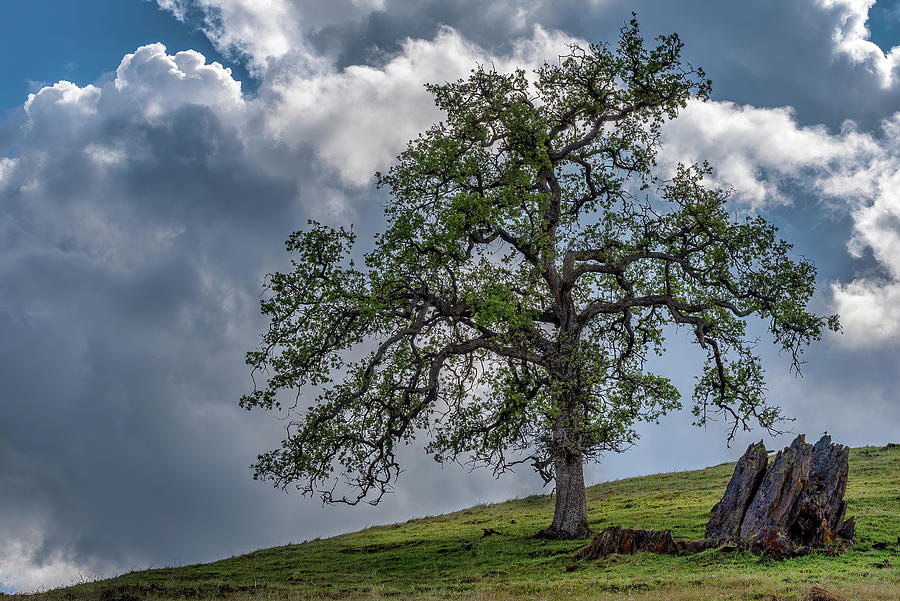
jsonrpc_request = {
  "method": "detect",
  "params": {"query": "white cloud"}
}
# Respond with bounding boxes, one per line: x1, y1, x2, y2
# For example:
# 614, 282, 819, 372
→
110, 44, 243, 115
9, 43, 255, 272
829, 116, 900, 346
24, 44, 243, 141
154, 0, 569, 76
659, 100, 881, 210
818, 0, 900, 88
661, 99, 900, 347
84, 144, 127, 166
259, 25, 580, 187
156, 0, 335, 73
24, 81, 101, 142
0, 527, 117, 593
831, 278, 900, 345
0, 158, 16, 187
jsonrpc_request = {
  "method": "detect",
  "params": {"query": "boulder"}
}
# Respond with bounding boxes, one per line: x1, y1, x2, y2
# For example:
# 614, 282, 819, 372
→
706, 435, 854, 556
577, 526, 676, 559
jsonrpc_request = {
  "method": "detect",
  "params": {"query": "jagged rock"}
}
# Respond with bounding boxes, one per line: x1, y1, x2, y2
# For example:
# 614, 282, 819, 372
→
740, 435, 812, 543
792, 435, 854, 547
577, 526, 676, 559
706, 434, 854, 556
802, 586, 846, 601
706, 440, 768, 542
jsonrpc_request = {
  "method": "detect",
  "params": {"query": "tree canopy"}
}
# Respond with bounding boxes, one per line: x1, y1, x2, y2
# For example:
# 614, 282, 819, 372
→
241, 18, 838, 538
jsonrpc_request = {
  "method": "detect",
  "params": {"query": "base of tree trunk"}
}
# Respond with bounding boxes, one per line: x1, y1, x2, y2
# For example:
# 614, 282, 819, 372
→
534, 524, 592, 540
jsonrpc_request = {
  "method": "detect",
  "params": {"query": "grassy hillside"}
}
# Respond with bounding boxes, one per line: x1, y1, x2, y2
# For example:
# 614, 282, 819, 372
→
18, 443, 900, 601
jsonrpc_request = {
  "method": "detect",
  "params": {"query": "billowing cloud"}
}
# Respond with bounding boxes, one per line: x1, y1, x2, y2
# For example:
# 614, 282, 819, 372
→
155, 0, 900, 129
0, 29, 585, 591
259, 25, 578, 187
659, 99, 900, 346
0, 42, 295, 590
829, 115, 900, 346
6, 0, 900, 592
156, 0, 305, 70
660, 101, 856, 210
818, 0, 900, 88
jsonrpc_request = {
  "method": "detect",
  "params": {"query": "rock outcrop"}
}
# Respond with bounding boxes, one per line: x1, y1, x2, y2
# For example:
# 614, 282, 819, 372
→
705, 440, 769, 542
577, 526, 677, 559
706, 434, 855, 557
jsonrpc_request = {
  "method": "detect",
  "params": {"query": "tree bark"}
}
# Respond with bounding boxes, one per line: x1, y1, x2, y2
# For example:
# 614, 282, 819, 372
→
538, 397, 590, 539
543, 447, 590, 538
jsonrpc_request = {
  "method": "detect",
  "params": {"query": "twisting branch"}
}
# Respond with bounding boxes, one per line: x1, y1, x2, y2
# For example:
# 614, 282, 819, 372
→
242, 18, 833, 518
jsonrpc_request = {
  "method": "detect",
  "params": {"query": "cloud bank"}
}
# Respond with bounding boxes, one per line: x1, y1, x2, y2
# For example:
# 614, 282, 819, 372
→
4, 0, 900, 591
0, 26, 580, 591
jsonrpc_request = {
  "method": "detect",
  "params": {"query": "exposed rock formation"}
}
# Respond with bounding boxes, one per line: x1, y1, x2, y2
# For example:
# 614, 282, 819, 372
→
577, 526, 676, 559
705, 440, 768, 542
707, 434, 855, 557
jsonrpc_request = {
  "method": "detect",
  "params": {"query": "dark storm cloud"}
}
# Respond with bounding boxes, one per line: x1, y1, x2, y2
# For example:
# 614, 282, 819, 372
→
0, 50, 354, 584
0, 101, 298, 577
0, 41, 539, 589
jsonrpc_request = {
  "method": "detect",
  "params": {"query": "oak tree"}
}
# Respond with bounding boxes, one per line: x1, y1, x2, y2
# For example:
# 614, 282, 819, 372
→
242, 19, 838, 539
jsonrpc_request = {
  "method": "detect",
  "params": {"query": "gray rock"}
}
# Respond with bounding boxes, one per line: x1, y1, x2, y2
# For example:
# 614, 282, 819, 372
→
706, 434, 855, 557
791, 435, 854, 547
740, 435, 813, 544
706, 440, 768, 543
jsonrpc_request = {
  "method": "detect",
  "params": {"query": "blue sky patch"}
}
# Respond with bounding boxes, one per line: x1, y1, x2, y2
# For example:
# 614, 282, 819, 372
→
0, 0, 249, 113
867, 0, 900, 53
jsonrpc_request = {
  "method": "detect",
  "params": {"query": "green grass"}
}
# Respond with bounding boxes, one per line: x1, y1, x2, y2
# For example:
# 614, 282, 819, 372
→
17, 443, 900, 601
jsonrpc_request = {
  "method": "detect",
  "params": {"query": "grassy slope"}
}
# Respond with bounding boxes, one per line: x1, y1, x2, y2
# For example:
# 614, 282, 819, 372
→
19, 443, 900, 601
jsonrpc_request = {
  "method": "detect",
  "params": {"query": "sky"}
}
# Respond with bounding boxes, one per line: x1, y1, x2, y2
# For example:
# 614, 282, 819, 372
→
1, 0, 900, 593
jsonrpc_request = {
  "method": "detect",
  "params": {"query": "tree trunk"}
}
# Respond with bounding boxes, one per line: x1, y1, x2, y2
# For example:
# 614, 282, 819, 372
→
538, 397, 591, 539
543, 447, 590, 538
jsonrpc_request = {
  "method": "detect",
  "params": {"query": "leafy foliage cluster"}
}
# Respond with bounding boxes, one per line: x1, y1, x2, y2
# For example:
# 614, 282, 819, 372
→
241, 18, 837, 505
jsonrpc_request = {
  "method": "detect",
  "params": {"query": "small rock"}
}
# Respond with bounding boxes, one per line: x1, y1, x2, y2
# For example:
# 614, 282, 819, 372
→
802, 586, 846, 601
